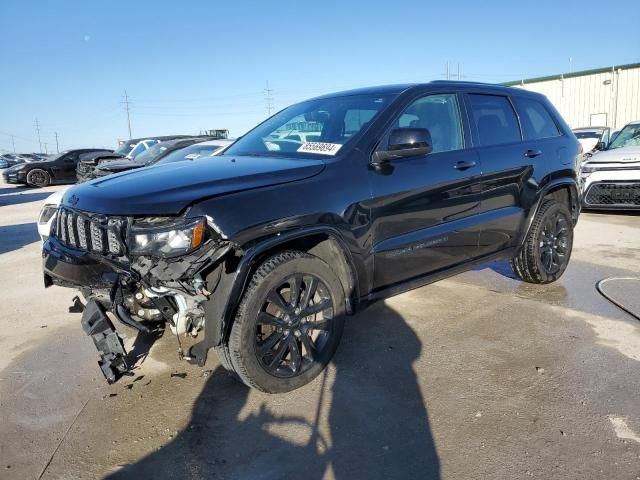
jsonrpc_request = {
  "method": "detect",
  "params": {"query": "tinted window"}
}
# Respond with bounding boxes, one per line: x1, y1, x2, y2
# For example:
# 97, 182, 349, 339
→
469, 94, 521, 146
395, 93, 463, 153
513, 97, 560, 140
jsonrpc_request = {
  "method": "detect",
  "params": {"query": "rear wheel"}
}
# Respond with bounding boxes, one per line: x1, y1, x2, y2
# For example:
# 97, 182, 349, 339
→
512, 199, 573, 284
227, 251, 345, 393
26, 169, 50, 187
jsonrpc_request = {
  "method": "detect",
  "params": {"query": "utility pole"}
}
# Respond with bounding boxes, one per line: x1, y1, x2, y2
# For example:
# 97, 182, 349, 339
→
121, 90, 133, 138
10, 135, 16, 152
34, 118, 42, 153
54, 132, 60, 153
43, 143, 48, 154
446, 62, 450, 80
264, 81, 274, 116
457, 63, 461, 81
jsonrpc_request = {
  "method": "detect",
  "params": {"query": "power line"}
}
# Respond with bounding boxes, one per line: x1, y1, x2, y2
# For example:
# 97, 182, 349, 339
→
121, 90, 133, 138
34, 118, 42, 153
264, 81, 274, 116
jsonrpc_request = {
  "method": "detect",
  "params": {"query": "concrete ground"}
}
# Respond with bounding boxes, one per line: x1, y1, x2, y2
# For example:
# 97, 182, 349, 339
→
0, 178, 639, 480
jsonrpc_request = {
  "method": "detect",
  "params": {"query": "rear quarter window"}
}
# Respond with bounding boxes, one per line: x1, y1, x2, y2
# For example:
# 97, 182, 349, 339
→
513, 97, 561, 140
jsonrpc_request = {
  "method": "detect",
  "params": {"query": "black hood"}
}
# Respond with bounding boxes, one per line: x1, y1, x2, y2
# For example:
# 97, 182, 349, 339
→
96, 159, 142, 173
62, 155, 325, 215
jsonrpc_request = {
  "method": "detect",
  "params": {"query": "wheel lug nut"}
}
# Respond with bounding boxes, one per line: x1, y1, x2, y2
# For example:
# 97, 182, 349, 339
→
294, 330, 301, 337
284, 329, 290, 336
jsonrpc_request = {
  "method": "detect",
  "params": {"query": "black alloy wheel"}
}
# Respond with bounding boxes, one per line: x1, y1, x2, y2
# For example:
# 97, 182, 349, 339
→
255, 273, 334, 378
539, 212, 570, 275
26, 168, 50, 187
511, 199, 574, 284
227, 251, 345, 393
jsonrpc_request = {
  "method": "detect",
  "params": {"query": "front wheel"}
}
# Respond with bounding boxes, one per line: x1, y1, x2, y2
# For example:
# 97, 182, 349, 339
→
227, 251, 345, 393
26, 168, 50, 187
512, 199, 574, 284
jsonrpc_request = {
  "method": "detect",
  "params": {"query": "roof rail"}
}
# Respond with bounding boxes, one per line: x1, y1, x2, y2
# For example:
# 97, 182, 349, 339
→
430, 80, 500, 86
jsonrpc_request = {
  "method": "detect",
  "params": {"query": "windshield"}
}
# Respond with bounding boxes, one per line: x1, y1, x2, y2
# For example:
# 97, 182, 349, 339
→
224, 93, 394, 159
574, 131, 601, 139
608, 124, 640, 149
127, 141, 151, 159
133, 142, 171, 165
155, 143, 224, 165
41, 151, 69, 162
114, 142, 135, 156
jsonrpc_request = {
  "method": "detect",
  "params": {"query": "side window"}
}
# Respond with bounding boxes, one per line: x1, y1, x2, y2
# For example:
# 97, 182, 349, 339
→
468, 94, 521, 146
395, 93, 463, 153
513, 97, 560, 140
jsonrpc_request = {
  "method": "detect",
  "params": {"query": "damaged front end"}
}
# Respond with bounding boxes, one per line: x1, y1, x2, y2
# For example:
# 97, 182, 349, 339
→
43, 206, 233, 383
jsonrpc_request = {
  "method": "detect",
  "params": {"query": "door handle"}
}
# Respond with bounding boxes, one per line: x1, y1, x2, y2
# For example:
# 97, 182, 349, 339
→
454, 160, 477, 170
524, 149, 542, 158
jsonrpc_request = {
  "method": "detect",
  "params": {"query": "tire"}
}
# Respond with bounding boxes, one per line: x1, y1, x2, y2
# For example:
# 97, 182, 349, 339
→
511, 199, 573, 284
228, 250, 345, 393
26, 168, 50, 187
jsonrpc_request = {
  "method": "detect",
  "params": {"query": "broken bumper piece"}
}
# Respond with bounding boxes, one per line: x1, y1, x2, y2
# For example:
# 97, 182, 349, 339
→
81, 299, 130, 383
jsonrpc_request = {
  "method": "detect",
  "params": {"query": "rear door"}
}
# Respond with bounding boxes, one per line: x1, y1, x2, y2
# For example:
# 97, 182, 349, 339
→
464, 93, 531, 256
368, 92, 483, 291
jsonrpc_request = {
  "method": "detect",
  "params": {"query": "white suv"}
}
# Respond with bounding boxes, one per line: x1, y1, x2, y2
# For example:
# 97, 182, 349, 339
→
580, 120, 640, 210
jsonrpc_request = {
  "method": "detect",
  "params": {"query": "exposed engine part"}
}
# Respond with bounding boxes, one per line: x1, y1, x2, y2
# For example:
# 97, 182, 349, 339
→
140, 286, 206, 336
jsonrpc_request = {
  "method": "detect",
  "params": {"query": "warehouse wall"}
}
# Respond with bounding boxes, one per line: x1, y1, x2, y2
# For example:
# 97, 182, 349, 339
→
512, 66, 640, 130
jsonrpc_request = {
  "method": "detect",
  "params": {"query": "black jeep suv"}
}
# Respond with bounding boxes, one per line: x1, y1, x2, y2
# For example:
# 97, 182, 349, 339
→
42, 82, 581, 392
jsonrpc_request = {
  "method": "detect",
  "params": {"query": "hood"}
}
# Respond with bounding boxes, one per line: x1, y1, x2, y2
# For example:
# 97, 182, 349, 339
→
43, 189, 67, 207
586, 146, 640, 165
4, 162, 34, 173
62, 155, 325, 215
96, 159, 142, 173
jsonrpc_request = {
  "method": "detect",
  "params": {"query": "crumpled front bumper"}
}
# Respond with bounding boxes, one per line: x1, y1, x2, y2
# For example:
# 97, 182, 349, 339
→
42, 235, 125, 289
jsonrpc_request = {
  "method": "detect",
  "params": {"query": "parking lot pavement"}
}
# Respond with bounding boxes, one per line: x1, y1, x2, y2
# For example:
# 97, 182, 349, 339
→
0, 176, 638, 480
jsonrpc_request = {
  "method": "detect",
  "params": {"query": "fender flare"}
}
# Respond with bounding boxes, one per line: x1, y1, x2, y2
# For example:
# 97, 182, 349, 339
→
518, 178, 580, 248
189, 225, 359, 365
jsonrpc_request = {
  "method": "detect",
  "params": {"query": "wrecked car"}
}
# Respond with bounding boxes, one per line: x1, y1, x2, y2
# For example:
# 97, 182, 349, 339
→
43, 82, 581, 393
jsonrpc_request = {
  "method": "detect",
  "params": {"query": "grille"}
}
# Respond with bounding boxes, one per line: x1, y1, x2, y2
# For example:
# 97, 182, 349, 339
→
55, 208, 127, 256
585, 183, 640, 207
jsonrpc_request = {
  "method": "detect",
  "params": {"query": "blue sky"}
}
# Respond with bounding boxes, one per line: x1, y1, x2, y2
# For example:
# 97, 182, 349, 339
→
1, 0, 638, 153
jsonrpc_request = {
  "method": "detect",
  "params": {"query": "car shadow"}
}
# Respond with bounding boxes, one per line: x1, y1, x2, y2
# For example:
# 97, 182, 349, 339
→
0, 186, 31, 195
0, 191, 51, 206
106, 301, 441, 480
472, 259, 517, 279
0, 223, 40, 254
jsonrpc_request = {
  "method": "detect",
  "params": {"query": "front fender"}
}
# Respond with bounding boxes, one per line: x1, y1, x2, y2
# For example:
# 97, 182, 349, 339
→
188, 225, 360, 365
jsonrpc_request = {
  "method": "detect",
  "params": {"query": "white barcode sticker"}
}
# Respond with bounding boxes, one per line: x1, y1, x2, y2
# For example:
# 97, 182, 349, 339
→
297, 142, 342, 155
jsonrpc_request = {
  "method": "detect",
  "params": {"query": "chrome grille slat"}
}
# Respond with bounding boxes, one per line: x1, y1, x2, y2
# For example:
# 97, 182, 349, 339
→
55, 207, 126, 256
66, 212, 76, 246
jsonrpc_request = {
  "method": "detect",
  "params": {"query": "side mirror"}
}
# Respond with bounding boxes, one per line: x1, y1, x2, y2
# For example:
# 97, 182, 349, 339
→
373, 128, 433, 164
595, 141, 606, 151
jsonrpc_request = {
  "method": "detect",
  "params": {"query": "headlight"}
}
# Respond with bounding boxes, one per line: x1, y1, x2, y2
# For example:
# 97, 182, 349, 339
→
129, 217, 206, 258
38, 205, 58, 225
579, 165, 596, 178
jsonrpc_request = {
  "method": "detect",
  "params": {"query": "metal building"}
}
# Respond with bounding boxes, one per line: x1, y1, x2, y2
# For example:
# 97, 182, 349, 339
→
504, 63, 640, 130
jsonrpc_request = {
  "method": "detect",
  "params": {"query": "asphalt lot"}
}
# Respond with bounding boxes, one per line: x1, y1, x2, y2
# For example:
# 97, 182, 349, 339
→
0, 178, 638, 480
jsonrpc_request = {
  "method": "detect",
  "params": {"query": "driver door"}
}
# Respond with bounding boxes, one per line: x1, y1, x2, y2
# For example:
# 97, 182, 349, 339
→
368, 92, 483, 291
60, 152, 79, 181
